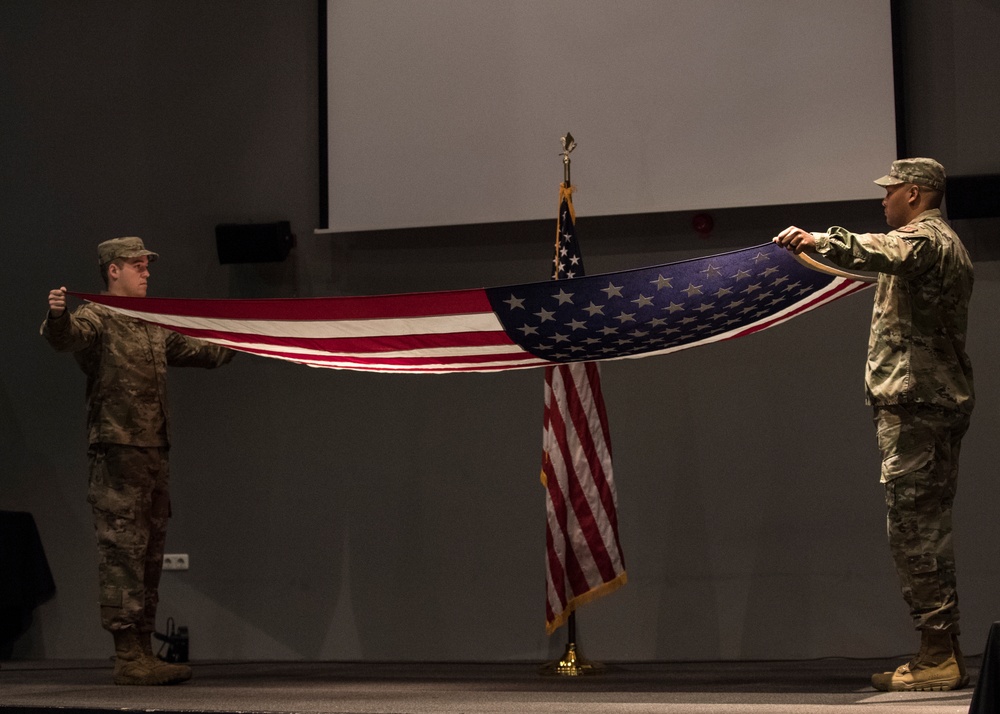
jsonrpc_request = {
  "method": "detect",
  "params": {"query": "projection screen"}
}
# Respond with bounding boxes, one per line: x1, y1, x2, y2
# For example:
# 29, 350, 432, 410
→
322, 1, 897, 233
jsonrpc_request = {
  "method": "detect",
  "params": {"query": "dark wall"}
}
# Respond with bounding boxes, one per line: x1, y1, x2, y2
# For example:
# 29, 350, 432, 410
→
2, 0, 998, 661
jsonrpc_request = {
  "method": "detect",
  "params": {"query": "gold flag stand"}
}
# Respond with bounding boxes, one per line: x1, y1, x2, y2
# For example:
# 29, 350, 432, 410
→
539, 133, 604, 678
539, 611, 605, 676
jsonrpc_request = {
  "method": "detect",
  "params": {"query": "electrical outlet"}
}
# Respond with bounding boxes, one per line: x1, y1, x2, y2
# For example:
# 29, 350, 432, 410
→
162, 553, 189, 571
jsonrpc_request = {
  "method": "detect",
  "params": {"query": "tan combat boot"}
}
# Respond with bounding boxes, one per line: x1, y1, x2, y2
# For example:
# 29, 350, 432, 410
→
871, 629, 964, 692
112, 629, 188, 685
139, 630, 193, 684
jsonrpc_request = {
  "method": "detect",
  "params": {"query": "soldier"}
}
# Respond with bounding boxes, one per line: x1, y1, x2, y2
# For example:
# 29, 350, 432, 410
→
774, 158, 974, 692
42, 237, 235, 685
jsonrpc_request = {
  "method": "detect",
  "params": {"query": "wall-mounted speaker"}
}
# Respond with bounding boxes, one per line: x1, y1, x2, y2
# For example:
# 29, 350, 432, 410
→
946, 175, 1000, 220
215, 221, 294, 264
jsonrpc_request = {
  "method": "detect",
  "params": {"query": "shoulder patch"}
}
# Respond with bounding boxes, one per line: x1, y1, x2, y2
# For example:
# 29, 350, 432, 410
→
896, 225, 919, 233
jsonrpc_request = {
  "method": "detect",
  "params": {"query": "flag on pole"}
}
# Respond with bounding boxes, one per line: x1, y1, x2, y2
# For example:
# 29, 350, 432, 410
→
71, 243, 872, 375
541, 185, 626, 634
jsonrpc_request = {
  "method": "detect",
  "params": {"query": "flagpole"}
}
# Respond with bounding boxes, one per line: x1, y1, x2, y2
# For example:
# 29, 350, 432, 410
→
539, 132, 605, 678
561, 132, 574, 188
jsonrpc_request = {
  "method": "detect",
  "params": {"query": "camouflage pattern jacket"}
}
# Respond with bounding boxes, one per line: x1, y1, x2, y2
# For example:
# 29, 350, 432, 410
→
814, 209, 974, 413
42, 302, 235, 446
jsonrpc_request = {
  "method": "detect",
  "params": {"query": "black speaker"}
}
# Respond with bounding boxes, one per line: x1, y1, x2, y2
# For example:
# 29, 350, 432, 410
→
215, 221, 294, 264
946, 175, 1000, 220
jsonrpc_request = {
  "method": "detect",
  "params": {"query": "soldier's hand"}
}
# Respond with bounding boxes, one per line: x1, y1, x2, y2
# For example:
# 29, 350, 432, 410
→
773, 226, 817, 255
48, 287, 68, 318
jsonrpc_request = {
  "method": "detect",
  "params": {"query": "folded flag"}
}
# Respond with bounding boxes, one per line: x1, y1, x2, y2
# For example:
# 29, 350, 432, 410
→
71, 243, 872, 374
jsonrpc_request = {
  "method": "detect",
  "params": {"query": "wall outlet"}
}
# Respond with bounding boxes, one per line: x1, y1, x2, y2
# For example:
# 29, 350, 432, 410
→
162, 553, 189, 571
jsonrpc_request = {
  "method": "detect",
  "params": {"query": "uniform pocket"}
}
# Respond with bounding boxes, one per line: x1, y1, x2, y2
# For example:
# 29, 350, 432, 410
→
880, 445, 934, 484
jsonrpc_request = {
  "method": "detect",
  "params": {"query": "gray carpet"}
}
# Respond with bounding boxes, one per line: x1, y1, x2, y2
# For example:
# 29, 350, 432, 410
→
0, 658, 981, 713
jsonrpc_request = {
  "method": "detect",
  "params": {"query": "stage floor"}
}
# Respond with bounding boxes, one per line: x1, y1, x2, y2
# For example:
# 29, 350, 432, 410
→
0, 657, 980, 714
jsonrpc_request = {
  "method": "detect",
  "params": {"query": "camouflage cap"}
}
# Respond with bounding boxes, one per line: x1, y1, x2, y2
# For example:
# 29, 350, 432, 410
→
97, 236, 159, 265
874, 158, 946, 191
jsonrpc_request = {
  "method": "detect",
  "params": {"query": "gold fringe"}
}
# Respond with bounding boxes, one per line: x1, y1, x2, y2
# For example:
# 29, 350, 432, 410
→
545, 570, 628, 636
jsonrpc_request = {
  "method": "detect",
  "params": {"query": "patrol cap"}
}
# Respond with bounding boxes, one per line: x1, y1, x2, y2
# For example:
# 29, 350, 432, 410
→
97, 236, 159, 266
874, 158, 946, 192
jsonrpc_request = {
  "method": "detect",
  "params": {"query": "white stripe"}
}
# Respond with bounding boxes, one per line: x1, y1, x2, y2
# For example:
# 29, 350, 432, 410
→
205, 338, 527, 359
106, 308, 504, 339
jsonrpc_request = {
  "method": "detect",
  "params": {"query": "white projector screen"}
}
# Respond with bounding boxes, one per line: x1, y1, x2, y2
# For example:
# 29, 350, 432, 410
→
322, 1, 897, 233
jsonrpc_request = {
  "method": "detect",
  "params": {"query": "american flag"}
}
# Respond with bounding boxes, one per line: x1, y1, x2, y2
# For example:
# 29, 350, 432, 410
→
541, 185, 625, 634
71, 240, 871, 375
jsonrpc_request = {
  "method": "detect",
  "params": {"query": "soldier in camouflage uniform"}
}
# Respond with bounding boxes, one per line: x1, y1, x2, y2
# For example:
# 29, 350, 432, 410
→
774, 158, 974, 692
42, 237, 235, 685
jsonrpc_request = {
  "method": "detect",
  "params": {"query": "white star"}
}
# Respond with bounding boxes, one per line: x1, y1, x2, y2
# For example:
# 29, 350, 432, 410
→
601, 282, 624, 299
651, 274, 673, 290
632, 294, 654, 308
535, 308, 556, 322
583, 302, 605, 316
552, 289, 574, 305
503, 294, 525, 310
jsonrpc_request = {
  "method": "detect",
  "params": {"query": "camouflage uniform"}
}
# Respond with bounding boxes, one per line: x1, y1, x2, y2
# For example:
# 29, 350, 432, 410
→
43, 299, 234, 635
813, 205, 974, 633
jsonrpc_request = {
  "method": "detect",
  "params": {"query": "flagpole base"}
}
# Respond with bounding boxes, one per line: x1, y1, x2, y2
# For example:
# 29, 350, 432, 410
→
538, 642, 604, 677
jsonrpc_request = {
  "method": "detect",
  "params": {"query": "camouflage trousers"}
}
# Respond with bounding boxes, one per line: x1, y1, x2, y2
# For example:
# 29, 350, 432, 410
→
87, 444, 170, 634
873, 404, 970, 633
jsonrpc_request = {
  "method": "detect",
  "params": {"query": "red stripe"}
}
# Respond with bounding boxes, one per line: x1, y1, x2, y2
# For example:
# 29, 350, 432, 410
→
69, 287, 494, 320
157, 324, 515, 354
